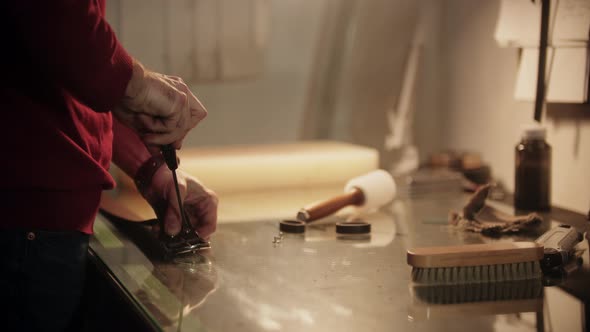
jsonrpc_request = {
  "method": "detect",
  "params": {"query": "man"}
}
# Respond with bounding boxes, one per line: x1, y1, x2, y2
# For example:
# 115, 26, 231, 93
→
0, 1, 218, 331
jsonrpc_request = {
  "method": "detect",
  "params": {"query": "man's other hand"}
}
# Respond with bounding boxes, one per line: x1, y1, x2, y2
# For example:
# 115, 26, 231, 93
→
147, 168, 218, 240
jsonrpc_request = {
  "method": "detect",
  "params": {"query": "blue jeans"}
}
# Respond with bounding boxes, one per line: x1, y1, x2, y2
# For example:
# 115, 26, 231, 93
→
0, 229, 89, 332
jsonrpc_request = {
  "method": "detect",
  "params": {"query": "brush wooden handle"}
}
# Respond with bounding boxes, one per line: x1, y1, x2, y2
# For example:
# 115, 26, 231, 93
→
297, 188, 365, 222
407, 242, 544, 268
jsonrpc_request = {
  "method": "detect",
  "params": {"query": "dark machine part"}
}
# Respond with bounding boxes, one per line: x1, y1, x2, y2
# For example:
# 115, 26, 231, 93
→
335, 220, 371, 234
159, 145, 210, 256
536, 224, 583, 272
279, 220, 306, 233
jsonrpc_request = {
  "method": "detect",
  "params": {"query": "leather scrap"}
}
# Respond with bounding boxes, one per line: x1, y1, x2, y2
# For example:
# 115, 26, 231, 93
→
449, 184, 542, 236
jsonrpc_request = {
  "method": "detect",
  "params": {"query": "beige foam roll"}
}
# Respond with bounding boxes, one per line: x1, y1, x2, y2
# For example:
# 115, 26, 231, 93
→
116, 141, 379, 194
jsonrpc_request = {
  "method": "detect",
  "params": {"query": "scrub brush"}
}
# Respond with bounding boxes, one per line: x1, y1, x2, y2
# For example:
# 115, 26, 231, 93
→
407, 244, 545, 319
408, 223, 583, 285
407, 242, 544, 285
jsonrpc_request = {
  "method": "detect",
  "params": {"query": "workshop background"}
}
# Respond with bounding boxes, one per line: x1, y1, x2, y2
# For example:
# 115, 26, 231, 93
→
106, 0, 590, 215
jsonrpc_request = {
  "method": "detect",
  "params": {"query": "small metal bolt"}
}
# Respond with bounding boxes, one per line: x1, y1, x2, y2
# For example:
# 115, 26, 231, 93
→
272, 232, 284, 246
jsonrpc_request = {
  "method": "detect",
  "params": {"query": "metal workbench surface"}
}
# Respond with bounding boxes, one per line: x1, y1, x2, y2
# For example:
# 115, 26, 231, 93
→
89, 194, 590, 332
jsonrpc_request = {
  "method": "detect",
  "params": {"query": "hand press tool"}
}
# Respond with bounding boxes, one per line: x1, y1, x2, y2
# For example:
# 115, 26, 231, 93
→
159, 145, 210, 256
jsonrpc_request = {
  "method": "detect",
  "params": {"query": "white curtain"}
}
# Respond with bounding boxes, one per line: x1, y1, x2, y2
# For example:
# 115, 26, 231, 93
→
112, 0, 270, 83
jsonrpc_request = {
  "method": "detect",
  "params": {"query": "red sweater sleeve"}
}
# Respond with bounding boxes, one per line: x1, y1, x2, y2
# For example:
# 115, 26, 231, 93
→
6, 0, 133, 113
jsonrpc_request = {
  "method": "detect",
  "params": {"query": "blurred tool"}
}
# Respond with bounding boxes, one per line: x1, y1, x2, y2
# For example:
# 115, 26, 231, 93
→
535, 224, 583, 273
280, 170, 395, 233
408, 242, 544, 286
159, 145, 210, 256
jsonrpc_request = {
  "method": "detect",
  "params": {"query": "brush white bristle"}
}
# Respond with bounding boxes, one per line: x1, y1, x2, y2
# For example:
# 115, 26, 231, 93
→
411, 261, 542, 285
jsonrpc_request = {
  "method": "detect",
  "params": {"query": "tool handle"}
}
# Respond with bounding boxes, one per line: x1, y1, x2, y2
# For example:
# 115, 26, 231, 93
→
160, 144, 192, 231
297, 188, 364, 223
161, 144, 178, 170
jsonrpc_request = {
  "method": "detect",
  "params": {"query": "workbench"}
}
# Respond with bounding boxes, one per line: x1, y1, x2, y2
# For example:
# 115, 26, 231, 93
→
86, 189, 590, 332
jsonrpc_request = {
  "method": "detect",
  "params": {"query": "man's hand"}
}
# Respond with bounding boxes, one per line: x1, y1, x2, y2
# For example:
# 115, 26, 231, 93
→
147, 167, 218, 240
113, 60, 207, 149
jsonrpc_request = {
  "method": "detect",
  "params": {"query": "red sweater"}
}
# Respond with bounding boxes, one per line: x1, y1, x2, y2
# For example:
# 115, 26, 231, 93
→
0, 1, 133, 234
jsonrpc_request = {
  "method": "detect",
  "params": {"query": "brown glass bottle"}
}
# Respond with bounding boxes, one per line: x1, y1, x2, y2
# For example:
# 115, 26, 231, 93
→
514, 125, 551, 211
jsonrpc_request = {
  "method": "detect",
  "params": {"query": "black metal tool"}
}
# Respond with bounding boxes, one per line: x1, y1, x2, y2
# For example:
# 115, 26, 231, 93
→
159, 145, 210, 256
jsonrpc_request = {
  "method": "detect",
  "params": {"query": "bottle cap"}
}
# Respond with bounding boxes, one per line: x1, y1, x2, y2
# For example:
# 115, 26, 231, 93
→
521, 124, 546, 140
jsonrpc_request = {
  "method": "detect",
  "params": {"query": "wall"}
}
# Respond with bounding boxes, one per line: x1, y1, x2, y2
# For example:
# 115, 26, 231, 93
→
302, 0, 431, 170
187, 0, 325, 146
107, 0, 324, 146
433, 0, 590, 213
107, 0, 590, 214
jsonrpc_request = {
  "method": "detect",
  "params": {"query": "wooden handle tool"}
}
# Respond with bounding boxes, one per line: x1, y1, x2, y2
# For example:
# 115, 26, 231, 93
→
296, 170, 396, 223
297, 188, 364, 222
